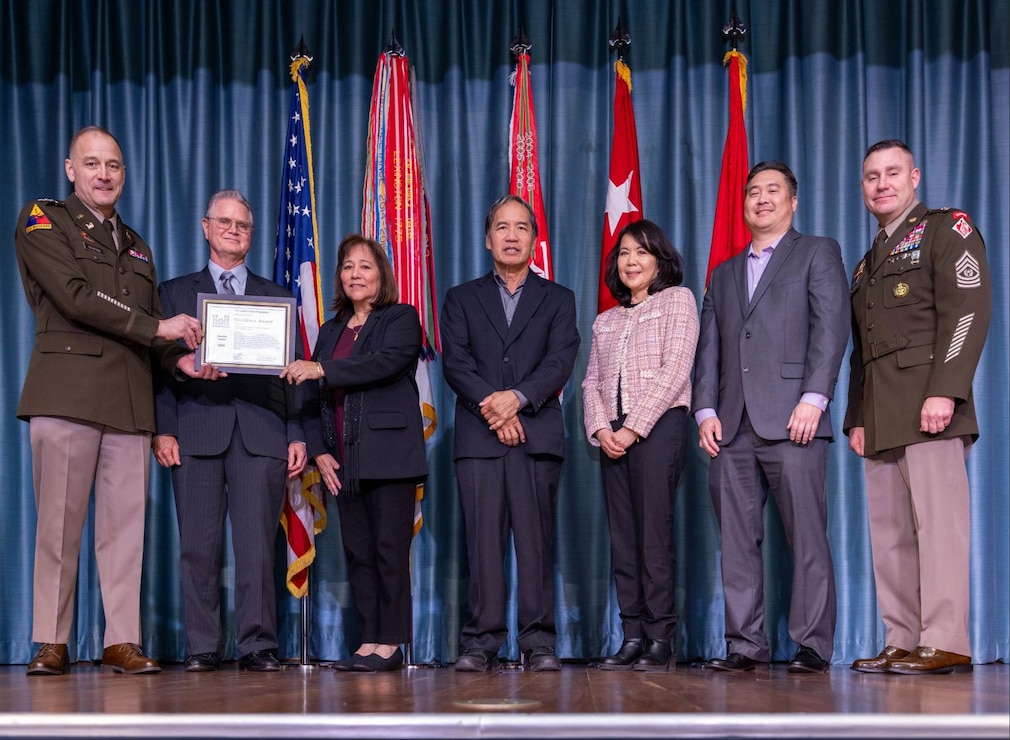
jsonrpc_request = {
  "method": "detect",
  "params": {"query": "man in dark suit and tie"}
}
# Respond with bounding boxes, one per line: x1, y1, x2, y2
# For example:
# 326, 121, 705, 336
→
693, 161, 849, 673
154, 189, 306, 672
441, 195, 580, 672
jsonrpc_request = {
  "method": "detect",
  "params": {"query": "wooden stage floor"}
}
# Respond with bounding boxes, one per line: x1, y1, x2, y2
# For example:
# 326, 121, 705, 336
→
0, 659, 1007, 739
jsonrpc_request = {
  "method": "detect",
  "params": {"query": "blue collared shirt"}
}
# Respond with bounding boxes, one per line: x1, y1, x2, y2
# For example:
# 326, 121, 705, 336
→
207, 261, 248, 295
493, 270, 530, 409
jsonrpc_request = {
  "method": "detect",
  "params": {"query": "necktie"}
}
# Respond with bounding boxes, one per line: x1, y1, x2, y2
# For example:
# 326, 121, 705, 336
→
103, 218, 119, 251
869, 228, 887, 274
220, 271, 236, 295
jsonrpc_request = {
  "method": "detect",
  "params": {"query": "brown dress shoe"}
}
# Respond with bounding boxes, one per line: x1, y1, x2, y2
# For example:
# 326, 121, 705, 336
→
27, 643, 70, 675
887, 645, 972, 675
101, 643, 161, 674
851, 645, 910, 673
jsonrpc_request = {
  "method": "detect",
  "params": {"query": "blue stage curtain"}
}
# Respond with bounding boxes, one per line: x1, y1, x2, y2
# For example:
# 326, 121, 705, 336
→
0, 0, 1006, 665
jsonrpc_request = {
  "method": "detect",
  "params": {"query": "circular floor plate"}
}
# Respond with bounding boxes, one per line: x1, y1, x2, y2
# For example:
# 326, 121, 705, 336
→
454, 697, 542, 710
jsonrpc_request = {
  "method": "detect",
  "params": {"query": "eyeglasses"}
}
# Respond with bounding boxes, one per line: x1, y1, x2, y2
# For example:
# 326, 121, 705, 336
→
206, 216, 254, 234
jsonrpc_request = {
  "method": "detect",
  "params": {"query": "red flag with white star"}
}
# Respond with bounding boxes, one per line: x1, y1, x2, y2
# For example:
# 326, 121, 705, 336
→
598, 59, 643, 313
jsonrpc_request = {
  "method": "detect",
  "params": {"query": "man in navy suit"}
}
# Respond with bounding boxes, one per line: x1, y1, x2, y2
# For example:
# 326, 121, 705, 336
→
692, 162, 849, 673
441, 195, 580, 672
154, 190, 306, 671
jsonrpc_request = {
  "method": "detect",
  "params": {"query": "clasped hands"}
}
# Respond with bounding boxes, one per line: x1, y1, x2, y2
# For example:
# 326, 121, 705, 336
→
596, 426, 640, 460
480, 390, 525, 447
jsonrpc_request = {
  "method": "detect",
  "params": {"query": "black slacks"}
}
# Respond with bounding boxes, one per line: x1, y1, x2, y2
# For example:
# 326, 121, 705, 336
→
456, 449, 561, 654
336, 479, 417, 645
601, 407, 688, 642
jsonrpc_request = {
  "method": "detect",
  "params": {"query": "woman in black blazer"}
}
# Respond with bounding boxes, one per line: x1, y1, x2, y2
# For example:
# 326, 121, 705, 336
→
282, 234, 427, 672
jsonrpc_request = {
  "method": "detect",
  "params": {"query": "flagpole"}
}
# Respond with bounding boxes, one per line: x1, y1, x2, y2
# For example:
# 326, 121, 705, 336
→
609, 17, 630, 59
274, 36, 326, 670
723, 11, 747, 50
381, 27, 417, 671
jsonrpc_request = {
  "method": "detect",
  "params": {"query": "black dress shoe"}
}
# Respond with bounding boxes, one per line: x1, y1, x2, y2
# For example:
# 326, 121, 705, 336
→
454, 648, 497, 672
598, 639, 644, 671
239, 649, 280, 672
353, 647, 403, 672
633, 639, 672, 672
523, 646, 561, 672
184, 652, 221, 672
705, 652, 762, 672
788, 645, 829, 673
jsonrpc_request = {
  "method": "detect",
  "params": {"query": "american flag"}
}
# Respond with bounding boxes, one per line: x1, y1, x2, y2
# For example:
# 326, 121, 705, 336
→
274, 55, 327, 598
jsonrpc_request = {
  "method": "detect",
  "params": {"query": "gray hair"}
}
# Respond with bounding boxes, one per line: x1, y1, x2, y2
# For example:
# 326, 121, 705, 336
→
205, 189, 254, 223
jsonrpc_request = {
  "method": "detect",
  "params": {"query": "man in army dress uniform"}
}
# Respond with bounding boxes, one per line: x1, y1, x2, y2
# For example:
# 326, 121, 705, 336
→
845, 139, 991, 675
14, 126, 216, 675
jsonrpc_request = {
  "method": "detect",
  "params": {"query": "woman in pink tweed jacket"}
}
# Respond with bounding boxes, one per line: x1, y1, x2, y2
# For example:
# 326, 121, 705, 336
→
582, 219, 699, 672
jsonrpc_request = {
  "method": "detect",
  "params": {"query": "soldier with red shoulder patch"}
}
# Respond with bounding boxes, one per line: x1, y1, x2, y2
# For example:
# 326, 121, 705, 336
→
844, 139, 992, 676
14, 126, 220, 676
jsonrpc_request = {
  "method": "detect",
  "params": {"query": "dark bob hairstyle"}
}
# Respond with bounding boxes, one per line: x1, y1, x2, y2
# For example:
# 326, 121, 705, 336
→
603, 219, 684, 307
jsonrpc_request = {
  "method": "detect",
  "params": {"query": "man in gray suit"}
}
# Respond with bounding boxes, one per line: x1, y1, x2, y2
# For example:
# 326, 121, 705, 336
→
693, 161, 849, 673
154, 190, 306, 671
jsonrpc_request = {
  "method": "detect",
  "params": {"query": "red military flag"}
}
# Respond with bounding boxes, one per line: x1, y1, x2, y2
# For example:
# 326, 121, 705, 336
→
598, 58, 643, 313
362, 45, 439, 536
273, 53, 327, 598
508, 46, 554, 281
706, 49, 751, 286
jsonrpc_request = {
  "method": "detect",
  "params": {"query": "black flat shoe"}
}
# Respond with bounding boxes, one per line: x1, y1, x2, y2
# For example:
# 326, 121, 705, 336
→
331, 656, 357, 671
633, 639, 672, 672
598, 639, 644, 670
352, 647, 403, 672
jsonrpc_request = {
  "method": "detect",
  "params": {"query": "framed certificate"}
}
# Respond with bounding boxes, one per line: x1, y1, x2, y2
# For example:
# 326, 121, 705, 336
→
196, 293, 297, 375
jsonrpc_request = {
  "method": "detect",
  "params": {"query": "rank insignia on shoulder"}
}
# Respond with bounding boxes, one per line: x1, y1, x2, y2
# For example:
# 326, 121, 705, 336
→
955, 250, 981, 289
952, 216, 973, 240
38, 198, 63, 206
25, 204, 52, 233
127, 248, 149, 263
